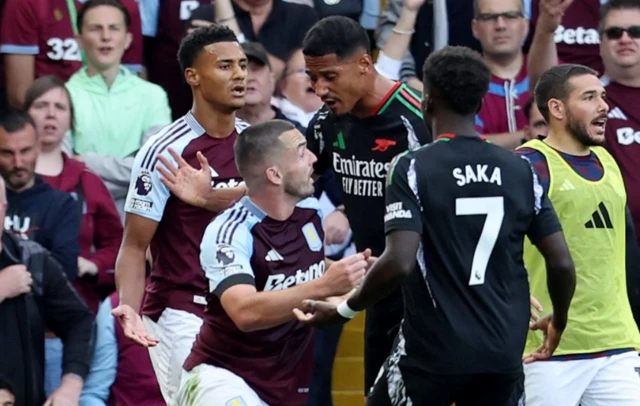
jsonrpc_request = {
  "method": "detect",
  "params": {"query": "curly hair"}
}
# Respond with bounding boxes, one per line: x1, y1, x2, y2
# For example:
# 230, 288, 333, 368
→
422, 46, 491, 115
178, 24, 238, 72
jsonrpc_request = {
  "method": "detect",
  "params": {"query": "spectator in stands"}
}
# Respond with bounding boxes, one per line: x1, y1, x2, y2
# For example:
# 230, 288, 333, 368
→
0, 173, 94, 406
0, 110, 82, 398
67, 0, 172, 219
140, 0, 209, 120
237, 42, 305, 131
187, 0, 318, 83
376, 0, 483, 90
0, 0, 143, 109
527, 0, 606, 88
523, 97, 548, 141
274, 49, 323, 128
80, 286, 164, 406
472, 0, 530, 149
26, 75, 123, 314
0, 377, 15, 406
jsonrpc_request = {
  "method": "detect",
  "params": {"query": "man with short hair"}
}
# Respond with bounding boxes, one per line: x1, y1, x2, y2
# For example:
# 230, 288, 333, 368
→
523, 97, 548, 142
177, 119, 368, 406
302, 15, 431, 396
296, 46, 576, 405
67, 0, 172, 218
112, 24, 249, 406
517, 63, 640, 405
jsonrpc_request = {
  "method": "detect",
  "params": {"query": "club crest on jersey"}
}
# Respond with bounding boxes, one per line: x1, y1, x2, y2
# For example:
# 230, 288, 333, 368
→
226, 397, 247, 406
135, 170, 153, 196
215, 245, 236, 266
302, 223, 322, 252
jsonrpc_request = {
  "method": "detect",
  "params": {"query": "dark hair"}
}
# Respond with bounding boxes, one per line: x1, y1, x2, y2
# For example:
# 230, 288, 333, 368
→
0, 375, 14, 396
177, 24, 238, 72
0, 110, 37, 135
534, 64, 597, 122
77, 0, 131, 32
23, 75, 75, 133
422, 46, 491, 115
234, 120, 296, 182
473, 0, 525, 17
523, 97, 535, 122
302, 16, 371, 59
600, 0, 640, 33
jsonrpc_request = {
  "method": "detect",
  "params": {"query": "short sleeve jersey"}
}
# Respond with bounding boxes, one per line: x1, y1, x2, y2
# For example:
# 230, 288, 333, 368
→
384, 134, 561, 374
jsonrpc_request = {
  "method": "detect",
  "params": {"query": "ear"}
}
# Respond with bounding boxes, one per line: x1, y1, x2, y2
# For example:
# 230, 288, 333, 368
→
265, 166, 283, 186
359, 54, 373, 74
269, 71, 276, 95
548, 99, 565, 121
124, 31, 133, 51
476, 98, 484, 114
77, 34, 85, 51
522, 124, 531, 141
471, 19, 480, 40
185, 68, 199, 87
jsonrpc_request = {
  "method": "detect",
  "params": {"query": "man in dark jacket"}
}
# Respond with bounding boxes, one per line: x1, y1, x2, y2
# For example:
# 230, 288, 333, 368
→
0, 172, 95, 406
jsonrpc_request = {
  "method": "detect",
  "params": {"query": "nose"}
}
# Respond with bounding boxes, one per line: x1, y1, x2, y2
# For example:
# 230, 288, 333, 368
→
46, 104, 56, 118
599, 97, 609, 114
313, 80, 329, 98
494, 16, 507, 29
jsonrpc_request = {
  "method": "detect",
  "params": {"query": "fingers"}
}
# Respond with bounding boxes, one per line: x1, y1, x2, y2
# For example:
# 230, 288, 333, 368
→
530, 296, 543, 312
341, 253, 365, 265
191, 19, 213, 28
157, 152, 179, 174
362, 248, 372, 259
111, 306, 124, 317
156, 162, 178, 185
196, 151, 210, 172
168, 147, 190, 169
293, 308, 314, 322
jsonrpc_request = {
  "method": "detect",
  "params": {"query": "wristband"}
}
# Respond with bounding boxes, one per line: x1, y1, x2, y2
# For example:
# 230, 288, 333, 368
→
336, 300, 359, 319
335, 206, 346, 214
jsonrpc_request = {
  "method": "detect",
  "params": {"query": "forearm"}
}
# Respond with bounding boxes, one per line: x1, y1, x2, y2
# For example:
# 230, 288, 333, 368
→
379, 8, 418, 61
234, 278, 332, 332
545, 260, 576, 330
483, 131, 524, 150
347, 254, 408, 311
59, 373, 84, 394
200, 185, 247, 212
115, 246, 148, 313
215, 0, 243, 38
527, 27, 558, 93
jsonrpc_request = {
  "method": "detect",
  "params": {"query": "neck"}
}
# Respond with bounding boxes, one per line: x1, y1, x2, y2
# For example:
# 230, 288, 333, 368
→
247, 187, 297, 221
191, 97, 237, 138
351, 73, 396, 119
544, 125, 590, 156
237, 103, 276, 125
605, 66, 640, 88
483, 51, 523, 79
9, 178, 36, 194
35, 146, 64, 176
86, 64, 121, 88
236, 0, 272, 14
431, 112, 478, 137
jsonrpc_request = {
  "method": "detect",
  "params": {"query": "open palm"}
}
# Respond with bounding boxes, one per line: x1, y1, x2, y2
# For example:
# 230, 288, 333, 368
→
157, 147, 212, 207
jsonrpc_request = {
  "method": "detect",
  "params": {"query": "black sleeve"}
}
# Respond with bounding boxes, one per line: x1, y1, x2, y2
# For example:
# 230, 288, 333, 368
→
187, 4, 214, 27
521, 156, 562, 244
51, 195, 81, 281
384, 154, 423, 235
625, 206, 640, 329
306, 113, 330, 174
287, 5, 318, 52
43, 255, 95, 379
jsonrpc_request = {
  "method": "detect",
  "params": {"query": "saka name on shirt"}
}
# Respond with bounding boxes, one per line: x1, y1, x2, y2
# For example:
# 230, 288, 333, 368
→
602, 78, 640, 245
306, 82, 430, 255
527, 0, 606, 74
184, 197, 325, 406
125, 112, 248, 321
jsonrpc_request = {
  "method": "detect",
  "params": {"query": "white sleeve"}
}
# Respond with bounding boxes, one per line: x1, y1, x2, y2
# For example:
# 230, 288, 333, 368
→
123, 137, 171, 222
200, 209, 255, 297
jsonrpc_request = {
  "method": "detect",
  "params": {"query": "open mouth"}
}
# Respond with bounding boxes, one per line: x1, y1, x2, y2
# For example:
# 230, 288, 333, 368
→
231, 85, 246, 97
98, 46, 113, 55
43, 124, 57, 133
591, 117, 607, 133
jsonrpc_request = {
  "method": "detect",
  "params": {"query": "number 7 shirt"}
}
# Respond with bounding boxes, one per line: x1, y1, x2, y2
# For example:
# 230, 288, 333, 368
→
0, 0, 143, 82
383, 134, 561, 375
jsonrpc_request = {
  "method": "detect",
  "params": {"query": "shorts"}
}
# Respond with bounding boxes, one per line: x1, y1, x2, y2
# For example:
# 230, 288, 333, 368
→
365, 286, 403, 395
523, 350, 640, 406
142, 308, 204, 406
368, 360, 522, 406
176, 364, 268, 406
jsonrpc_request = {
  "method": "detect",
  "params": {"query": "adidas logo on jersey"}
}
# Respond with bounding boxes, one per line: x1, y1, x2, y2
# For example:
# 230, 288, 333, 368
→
264, 261, 325, 291
558, 179, 575, 191
265, 249, 283, 262
608, 107, 628, 120
585, 202, 614, 229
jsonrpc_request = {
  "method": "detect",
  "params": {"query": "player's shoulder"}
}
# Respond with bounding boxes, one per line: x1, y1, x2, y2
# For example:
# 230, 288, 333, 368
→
382, 83, 423, 118
234, 117, 250, 134
136, 115, 202, 164
203, 200, 260, 249
295, 197, 323, 220
309, 106, 332, 131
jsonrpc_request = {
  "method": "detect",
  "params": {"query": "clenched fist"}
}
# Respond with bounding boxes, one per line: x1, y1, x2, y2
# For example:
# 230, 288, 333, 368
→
0, 265, 32, 302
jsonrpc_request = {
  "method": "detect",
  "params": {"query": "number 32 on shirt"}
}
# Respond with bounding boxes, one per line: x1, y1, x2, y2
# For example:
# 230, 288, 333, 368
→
47, 37, 81, 61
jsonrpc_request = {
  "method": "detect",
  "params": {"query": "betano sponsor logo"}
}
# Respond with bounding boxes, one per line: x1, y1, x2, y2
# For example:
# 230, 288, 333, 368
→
263, 261, 325, 291
554, 25, 600, 45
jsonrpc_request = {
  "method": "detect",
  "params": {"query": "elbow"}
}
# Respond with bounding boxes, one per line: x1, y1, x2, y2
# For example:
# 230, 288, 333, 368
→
397, 258, 415, 279
230, 311, 262, 333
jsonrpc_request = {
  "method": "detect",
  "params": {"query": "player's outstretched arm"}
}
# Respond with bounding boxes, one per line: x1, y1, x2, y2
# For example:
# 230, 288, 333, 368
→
112, 213, 160, 347
219, 253, 367, 332
157, 147, 246, 212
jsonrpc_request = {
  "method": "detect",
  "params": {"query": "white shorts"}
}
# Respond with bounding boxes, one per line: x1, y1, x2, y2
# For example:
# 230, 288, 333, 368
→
176, 364, 269, 406
142, 308, 203, 406
524, 351, 640, 406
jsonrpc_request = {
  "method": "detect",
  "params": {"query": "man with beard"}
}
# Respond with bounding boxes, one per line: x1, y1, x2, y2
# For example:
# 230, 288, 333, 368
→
175, 120, 370, 406
516, 64, 640, 405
